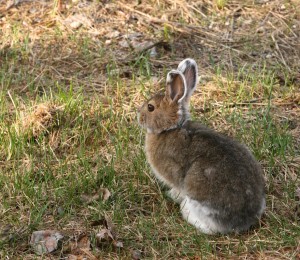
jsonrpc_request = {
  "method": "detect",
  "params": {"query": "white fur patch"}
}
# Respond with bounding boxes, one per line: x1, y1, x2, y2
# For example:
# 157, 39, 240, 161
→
180, 196, 222, 234
258, 197, 266, 217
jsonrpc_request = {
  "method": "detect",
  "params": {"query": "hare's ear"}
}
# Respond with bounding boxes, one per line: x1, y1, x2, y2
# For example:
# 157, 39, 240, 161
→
177, 58, 198, 100
165, 70, 187, 103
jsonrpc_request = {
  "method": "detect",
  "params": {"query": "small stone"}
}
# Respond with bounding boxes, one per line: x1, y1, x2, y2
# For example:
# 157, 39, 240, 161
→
105, 39, 112, 45
132, 249, 142, 260
70, 21, 82, 29
119, 39, 129, 48
266, 54, 272, 59
105, 30, 120, 39
149, 47, 157, 58
30, 230, 64, 255
243, 19, 252, 25
280, 4, 286, 10
57, 207, 64, 216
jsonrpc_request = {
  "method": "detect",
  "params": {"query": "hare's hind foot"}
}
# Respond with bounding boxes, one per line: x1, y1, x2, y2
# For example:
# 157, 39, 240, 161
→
180, 197, 225, 235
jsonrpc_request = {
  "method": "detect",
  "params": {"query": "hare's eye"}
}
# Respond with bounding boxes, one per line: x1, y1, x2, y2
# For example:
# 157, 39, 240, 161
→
147, 104, 155, 112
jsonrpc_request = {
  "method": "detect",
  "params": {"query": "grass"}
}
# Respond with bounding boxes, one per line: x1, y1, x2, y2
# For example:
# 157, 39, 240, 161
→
0, 0, 299, 259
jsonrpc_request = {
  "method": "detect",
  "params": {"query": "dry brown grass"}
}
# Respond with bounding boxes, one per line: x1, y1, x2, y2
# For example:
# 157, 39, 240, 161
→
1, 0, 299, 91
16, 102, 63, 138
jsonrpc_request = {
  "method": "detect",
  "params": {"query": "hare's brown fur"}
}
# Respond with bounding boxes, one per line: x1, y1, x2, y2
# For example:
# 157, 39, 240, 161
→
138, 59, 265, 234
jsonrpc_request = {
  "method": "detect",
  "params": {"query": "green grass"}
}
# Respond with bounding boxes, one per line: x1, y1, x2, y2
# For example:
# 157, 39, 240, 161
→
0, 58, 299, 258
0, 1, 299, 259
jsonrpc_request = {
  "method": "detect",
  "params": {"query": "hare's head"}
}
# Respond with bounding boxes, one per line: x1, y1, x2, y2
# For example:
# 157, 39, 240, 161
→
138, 58, 198, 134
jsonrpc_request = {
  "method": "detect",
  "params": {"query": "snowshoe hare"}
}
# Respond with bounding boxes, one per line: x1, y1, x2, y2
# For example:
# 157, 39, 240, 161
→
138, 58, 265, 234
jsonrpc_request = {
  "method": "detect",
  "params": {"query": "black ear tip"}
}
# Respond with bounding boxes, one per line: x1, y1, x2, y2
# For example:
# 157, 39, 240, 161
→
177, 58, 198, 74
166, 70, 182, 84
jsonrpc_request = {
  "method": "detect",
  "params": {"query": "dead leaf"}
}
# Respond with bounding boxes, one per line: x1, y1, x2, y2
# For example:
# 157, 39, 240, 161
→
131, 249, 142, 260
81, 188, 111, 204
30, 230, 63, 255
96, 228, 114, 242
95, 216, 115, 240
100, 216, 115, 236
94, 216, 123, 250
81, 193, 100, 204
101, 188, 111, 202
113, 240, 123, 248
63, 232, 96, 259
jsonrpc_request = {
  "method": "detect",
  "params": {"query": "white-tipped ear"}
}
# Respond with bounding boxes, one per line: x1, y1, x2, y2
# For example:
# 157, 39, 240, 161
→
165, 70, 187, 103
177, 58, 198, 99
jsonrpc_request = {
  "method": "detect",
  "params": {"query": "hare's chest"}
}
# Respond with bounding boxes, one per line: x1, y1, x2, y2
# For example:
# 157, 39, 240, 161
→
145, 134, 180, 188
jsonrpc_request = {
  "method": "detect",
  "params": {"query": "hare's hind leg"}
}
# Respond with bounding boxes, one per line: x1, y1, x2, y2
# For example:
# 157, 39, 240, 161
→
180, 197, 222, 234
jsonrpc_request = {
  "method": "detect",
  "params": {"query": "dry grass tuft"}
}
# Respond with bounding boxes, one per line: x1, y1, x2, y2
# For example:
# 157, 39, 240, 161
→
18, 103, 63, 139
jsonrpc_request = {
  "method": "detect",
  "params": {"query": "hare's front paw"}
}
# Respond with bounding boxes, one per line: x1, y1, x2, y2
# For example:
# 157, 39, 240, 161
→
167, 188, 184, 203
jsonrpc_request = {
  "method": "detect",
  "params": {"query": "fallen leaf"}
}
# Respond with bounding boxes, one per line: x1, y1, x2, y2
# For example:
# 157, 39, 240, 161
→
81, 188, 111, 204
131, 249, 142, 260
81, 193, 100, 204
94, 216, 123, 250
96, 228, 114, 242
113, 240, 123, 248
63, 232, 95, 258
30, 230, 63, 255
100, 188, 111, 202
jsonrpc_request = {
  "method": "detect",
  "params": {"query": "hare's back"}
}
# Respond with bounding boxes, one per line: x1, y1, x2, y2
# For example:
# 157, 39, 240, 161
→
181, 120, 264, 209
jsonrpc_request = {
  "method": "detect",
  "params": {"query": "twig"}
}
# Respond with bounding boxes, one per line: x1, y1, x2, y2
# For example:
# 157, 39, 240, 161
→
271, 32, 291, 72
